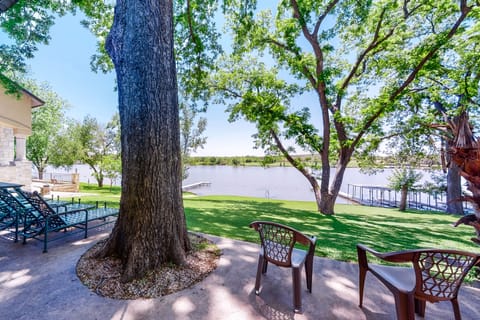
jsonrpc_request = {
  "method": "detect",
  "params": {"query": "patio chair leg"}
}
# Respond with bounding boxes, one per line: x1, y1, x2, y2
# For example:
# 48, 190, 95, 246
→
14, 214, 18, 243
262, 259, 268, 274
43, 220, 49, 253
305, 254, 313, 293
393, 292, 414, 320
358, 266, 367, 307
254, 255, 264, 295
292, 266, 302, 313
414, 298, 426, 316
451, 298, 462, 320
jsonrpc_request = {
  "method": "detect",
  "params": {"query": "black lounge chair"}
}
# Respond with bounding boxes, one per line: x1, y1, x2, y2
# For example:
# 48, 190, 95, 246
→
0, 197, 17, 230
0, 188, 38, 242
17, 190, 118, 252
0, 187, 96, 242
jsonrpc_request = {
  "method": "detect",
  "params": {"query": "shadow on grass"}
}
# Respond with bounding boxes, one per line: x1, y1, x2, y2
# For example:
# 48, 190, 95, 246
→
184, 196, 479, 264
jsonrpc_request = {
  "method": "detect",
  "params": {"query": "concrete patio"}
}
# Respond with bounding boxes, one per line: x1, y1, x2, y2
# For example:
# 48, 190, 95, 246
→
0, 228, 479, 319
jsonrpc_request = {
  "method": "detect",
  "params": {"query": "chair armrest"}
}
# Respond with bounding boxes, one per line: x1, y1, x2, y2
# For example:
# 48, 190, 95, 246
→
357, 243, 417, 266
249, 221, 260, 231
307, 235, 317, 256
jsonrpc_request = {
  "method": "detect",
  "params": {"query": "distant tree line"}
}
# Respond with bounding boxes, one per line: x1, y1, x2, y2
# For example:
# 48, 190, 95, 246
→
187, 154, 441, 169
187, 155, 287, 166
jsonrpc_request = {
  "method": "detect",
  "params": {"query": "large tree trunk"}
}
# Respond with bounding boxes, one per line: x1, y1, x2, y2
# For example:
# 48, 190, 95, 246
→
317, 150, 353, 215
96, 0, 191, 282
0, 0, 18, 13
446, 162, 464, 214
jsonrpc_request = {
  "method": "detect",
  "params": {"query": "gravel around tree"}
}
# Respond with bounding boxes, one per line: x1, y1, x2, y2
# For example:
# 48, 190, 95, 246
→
76, 233, 220, 299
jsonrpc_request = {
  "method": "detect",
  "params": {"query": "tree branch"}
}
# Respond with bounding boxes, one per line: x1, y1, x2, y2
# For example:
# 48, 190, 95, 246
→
351, 2, 474, 150
211, 85, 243, 99
336, 7, 389, 108
264, 37, 317, 88
186, 0, 198, 45
403, 0, 422, 18
290, 0, 325, 92
312, 0, 339, 38
270, 129, 312, 177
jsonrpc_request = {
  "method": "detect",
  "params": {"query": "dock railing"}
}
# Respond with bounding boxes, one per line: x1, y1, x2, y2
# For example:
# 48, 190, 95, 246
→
182, 181, 211, 191
342, 184, 471, 213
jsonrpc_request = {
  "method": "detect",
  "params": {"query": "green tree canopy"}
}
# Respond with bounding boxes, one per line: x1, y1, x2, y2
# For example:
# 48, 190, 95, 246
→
65, 114, 120, 187
179, 99, 207, 179
213, 0, 480, 214
24, 78, 68, 179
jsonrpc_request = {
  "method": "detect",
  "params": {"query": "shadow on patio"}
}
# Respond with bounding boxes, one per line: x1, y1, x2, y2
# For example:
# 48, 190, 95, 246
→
0, 229, 479, 319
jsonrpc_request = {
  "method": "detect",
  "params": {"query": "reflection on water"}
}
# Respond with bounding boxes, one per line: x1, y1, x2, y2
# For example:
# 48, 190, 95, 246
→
42, 165, 437, 203
183, 166, 314, 201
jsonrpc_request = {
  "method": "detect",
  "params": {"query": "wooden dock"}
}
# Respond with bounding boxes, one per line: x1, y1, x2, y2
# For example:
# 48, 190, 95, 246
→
182, 181, 211, 191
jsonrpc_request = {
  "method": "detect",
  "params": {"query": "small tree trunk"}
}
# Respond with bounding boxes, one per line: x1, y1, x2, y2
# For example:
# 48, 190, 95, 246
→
399, 186, 408, 211
89, 166, 104, 188
38, 167, 44, 180
309, 175, 323, 213
96, 0, 191, 282
96, 173, 104, 188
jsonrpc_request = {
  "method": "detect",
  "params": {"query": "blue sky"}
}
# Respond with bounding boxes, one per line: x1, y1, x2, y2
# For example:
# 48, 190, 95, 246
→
26, 12, 265, 157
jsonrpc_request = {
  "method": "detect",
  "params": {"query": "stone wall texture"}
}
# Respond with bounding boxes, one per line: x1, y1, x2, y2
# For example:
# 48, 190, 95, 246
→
0, 161, 32, 190
0, 127, 14, 165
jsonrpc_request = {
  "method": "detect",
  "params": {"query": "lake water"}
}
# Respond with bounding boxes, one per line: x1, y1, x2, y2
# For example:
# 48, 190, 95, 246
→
43, 164, 439, 203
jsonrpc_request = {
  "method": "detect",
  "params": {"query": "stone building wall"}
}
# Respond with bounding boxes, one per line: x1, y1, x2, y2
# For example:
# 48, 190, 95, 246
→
0, 161, 32, 190
0, 80, 44, 190
0, 126, 32, 189
0, 127, 14, 166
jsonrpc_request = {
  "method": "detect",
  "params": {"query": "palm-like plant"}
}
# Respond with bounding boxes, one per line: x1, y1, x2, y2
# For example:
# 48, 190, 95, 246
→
450, 112, 480, 244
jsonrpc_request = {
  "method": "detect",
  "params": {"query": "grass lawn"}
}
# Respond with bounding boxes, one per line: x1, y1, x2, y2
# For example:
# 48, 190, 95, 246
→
74, 184, 121, 208
72, 184, 480, 263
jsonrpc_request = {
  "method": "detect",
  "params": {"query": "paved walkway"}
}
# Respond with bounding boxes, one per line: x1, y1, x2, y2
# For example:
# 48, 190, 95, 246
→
0, 229, 479, 319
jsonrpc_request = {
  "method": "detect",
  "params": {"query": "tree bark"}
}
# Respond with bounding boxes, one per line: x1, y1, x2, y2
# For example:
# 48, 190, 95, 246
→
271, 130, 325, 213
37, 167, 44, 180
446, 162, 464, 214
95, 171, 104, 188
0, 0, 18, 13
96, 0, 191, 282
399, 186, 408, 211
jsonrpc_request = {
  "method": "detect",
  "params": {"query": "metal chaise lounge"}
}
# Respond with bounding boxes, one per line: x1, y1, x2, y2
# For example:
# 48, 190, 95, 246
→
0, 187, 96, 242
0, 188, 38, 242
18, 190, 118, 252
0, 197, 17, 231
